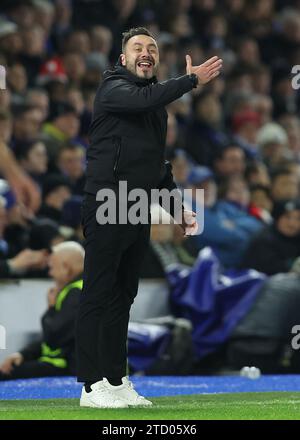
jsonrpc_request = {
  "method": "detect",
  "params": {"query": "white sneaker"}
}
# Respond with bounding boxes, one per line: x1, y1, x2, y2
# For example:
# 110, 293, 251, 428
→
80, 381, 128, 408
103, 377, 153, 407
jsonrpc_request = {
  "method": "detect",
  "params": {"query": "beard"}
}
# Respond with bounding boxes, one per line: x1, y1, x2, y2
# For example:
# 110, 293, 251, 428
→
125, 58, 158, 79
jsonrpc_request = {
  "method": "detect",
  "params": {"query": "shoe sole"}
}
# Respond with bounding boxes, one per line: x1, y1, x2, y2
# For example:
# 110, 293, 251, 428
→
80, 400, 128, 409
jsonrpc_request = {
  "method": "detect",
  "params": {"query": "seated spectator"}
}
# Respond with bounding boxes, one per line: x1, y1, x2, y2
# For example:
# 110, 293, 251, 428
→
218, 175, 251, 211
14, 139, 48, 186
12, 104, 44, 145
62, 196, 84, 242
167, 149, 192, 191
227, 258, 300, 373
186, 166, 262, 268
38, 174, 71, 223
245, 161, 271, 186
0, 241, 84, 379
26, 88, 49, 121
271, 168, 299, 201
257, 122, 291, 170
29, 219, 65, 251
241, 199, 300, 275
231, 109, 261, 159
278, 113, 300, 161
57, 144, 85, 195
212, 143, 246, 182
41, 101, 79, 171
248, 184, 273, 223
0, 178, 30, 258
185, 90, 227, 166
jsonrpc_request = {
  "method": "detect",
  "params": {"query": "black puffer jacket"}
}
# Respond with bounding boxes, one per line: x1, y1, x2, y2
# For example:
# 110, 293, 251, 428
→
85, 64, 197, 195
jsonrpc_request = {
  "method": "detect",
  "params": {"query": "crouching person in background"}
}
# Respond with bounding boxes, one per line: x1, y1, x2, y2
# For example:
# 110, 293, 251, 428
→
0, 241, 84, 380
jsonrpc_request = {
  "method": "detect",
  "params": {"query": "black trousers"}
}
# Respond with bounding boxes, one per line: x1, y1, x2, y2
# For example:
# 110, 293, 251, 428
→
0, 361, 69, 380
76, 193, 150, 382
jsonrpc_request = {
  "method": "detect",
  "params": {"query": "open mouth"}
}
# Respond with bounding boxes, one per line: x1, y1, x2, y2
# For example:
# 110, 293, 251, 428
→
137, 60, 153, 69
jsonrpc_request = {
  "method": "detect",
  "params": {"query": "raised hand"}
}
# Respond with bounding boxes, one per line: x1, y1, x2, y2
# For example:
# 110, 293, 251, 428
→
186, 54, 223, 85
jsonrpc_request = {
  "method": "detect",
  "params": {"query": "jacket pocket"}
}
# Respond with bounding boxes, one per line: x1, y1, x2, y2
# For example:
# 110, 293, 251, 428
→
113, 136, 122, 180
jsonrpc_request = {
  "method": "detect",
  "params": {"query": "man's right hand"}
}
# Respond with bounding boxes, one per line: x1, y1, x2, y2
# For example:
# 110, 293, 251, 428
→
186, 55, 223, 85
0, 353, 24, 375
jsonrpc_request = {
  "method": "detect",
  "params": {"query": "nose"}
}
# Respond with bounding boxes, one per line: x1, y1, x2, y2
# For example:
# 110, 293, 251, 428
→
141, 47, 151, 58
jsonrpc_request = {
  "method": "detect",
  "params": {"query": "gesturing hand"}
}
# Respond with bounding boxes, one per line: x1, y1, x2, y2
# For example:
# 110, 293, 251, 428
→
186, 54, 223, 85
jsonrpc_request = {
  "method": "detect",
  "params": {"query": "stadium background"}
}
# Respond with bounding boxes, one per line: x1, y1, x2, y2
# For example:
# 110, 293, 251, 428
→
1, 0, 300, 418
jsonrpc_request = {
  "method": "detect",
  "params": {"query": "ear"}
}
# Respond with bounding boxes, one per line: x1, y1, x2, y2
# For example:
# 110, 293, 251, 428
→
120, 53, 126, 66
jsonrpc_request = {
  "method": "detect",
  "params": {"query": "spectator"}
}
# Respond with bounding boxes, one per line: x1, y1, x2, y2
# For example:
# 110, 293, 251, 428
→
14, 140, 48, 185
213, 143, 246, 181
0, 241, 84, 379
168, 149, 192, 190
29, 219, 65, 251
227, 258, 300, 373
241, 199, 300, 275
12, 104, 44, 145
185, 90, 226, 166
26, 89, 49, 121
57, 144, 85, 195
186, 166, 262, 268
257, 122, 291, 170
231, 109, 261, 158
0, 141, 41, 214
245, 161, 271, 186
248, 184, 273, 223
41, 101, 79, 171
38, 174, 71, 223
270, 168, 299, 202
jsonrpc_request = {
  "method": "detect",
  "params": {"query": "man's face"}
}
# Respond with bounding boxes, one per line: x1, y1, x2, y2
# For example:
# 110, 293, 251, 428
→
121, 34, 159, 79
215, 147, 245, 177
277, 210, 300, 237
48, 253, 68, 284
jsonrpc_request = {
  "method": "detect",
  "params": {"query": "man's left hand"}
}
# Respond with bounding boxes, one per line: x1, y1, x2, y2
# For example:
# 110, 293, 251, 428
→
181, 210, 198, 236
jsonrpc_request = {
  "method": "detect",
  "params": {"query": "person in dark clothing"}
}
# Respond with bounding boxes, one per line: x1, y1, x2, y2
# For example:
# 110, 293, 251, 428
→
76, 27, 221, 408
241, 199, 300, 275
38, 174, 72, 223
227, 258, 300, 374
0, 241, 84, 380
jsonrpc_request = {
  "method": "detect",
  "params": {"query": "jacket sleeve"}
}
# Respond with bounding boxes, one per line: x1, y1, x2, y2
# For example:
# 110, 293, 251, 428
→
98, 75, 196, 113
0, 260, 10, 278
19, 339, 43, 361
157, 161, 184, 221
41, 288, 80, 348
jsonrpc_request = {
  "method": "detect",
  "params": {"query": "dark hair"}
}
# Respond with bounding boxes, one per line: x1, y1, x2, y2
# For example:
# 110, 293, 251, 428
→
271, 167, 294, 182
249, 184, 271, 198
58, 143, 84, 156
14, 139, 43, 161
213, 142, 244, 161
122, 27, 155, 51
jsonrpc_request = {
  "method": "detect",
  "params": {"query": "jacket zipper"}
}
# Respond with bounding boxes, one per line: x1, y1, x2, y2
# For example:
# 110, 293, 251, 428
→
113, 137, 121, 178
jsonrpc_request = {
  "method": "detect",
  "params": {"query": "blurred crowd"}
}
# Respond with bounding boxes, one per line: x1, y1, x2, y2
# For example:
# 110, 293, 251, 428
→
0, 0, 300, 280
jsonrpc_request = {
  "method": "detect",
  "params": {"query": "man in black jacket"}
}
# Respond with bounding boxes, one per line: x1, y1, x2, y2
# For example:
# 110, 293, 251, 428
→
76, 27, 222, 409
0, 241, 84, 380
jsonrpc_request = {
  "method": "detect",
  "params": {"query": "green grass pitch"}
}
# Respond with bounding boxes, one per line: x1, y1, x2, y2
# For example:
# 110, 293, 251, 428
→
1, 392, 300, 420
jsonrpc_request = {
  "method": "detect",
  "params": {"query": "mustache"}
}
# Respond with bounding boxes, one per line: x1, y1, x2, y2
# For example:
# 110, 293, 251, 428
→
136, 57, 155, 65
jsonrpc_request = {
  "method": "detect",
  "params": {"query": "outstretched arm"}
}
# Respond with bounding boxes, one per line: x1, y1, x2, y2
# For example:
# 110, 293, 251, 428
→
99, 55, 222, 113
